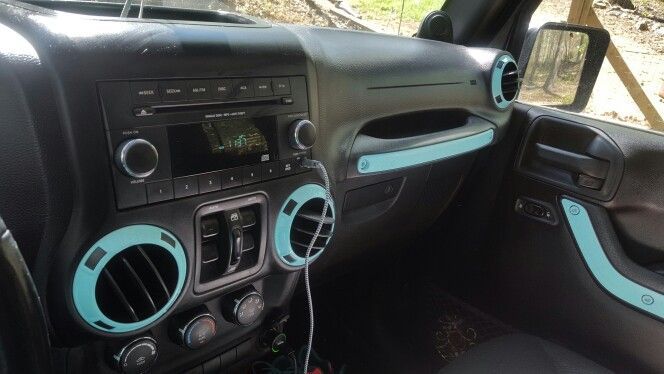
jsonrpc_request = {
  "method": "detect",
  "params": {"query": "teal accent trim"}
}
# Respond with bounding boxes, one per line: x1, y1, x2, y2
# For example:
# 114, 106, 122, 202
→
561, 199, 664, 318
72, 225, 187, 333
274, 184, 335, 267
491, 55, 516, 109
357, 129, 494, 174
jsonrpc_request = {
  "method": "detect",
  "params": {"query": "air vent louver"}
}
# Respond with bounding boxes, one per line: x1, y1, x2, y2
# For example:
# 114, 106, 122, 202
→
500, 62, 519, 102
290, 198, 335, 258
72, 225, 186, 334
274, 184, 335, 267
491, 55, 519, 109
96, 244, 178, 323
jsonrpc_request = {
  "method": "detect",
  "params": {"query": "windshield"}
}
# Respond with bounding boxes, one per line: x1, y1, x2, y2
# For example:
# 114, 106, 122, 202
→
56, 0, 444, 36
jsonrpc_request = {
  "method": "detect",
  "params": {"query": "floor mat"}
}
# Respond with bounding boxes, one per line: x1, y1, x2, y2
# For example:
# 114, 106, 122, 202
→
285, 268, 514, 373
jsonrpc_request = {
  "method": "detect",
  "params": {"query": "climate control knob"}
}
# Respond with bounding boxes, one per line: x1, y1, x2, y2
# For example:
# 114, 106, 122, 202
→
175, 313, 217, 350
112, 336, 158, 374
288, 119, 317, 150
223, 290, 264, 326
115, 138, 158, 178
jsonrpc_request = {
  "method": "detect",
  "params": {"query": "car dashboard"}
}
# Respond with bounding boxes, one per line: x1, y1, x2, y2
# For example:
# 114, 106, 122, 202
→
0, 1, 516, 372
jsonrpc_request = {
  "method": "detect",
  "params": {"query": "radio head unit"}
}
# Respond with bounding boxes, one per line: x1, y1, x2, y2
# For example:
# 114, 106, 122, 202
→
98, 76, 312, 209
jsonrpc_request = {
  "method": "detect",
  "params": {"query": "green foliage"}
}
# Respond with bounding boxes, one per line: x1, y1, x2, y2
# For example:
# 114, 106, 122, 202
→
349, 0, 443, 23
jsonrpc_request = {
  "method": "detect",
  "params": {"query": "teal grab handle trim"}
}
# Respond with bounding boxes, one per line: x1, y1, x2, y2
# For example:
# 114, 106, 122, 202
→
561, 198, 664, 318
357, 129, 494, 174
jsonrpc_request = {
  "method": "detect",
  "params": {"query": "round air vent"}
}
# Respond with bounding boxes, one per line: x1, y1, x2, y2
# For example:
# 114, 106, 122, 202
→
72, 225, 186, 334
491, 54, 519, 109
274, 184, 335, 267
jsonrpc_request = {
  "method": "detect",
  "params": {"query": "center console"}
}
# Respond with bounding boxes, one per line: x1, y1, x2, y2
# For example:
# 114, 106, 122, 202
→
62, 74, 335, 373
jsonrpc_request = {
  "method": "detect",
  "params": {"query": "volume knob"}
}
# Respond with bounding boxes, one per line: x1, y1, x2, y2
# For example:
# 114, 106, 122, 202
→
289, 119, 317, 150
115, 138, 158, 179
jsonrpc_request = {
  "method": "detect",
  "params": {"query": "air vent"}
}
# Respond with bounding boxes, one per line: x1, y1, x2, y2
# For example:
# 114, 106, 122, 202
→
290, 199, 334, 258
491, 55, 520, 109
501, 62, 519, 102
96, 244, 178, 323
274, 184, 335, 267
72, 225, 186, 334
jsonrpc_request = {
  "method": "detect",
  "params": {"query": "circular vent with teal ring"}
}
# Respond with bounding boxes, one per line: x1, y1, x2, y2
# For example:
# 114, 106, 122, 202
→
491, 54, 519, 110
274, 184, 335, 268
72, 225, 186, 334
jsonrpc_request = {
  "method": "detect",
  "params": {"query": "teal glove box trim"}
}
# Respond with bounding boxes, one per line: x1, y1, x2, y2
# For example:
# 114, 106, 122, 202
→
274, 184, 335, 267
72, 225, 187, 333
561, 199, 664, 318
491, 54, 516, 109
357, 129, 494, 174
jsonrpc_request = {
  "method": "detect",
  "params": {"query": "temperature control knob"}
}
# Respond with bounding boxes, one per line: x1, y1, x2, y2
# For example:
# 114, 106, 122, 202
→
112, 337, 158, 374
175, 313, 217, 350
223, 290, 264, 326
288, 119, 317, 150
115, 138, 159, 178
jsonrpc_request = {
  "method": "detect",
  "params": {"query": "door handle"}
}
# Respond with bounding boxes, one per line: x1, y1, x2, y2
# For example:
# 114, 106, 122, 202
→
535, 143, 609, 179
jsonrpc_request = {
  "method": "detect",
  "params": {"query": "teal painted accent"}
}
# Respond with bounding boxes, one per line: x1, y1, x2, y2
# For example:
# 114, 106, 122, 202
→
561, 199, 664, 318
491, 55, 516, 109
357, 129, 494, 174
274, 184, 335, 267
72, 225, 187, 333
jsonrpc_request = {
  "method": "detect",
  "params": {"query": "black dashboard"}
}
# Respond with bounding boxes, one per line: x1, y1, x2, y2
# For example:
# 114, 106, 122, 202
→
0, 1, 515, 372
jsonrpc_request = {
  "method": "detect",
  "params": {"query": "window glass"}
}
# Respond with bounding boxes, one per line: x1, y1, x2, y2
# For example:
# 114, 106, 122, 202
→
109, 0, 444, 36
524, 0, 664, 131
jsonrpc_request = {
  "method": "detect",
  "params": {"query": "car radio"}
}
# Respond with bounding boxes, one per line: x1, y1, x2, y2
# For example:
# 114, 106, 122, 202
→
98, 76, 315, 209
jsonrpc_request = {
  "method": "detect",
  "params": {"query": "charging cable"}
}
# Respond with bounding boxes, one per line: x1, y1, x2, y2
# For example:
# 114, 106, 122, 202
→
300, 158, 332, 374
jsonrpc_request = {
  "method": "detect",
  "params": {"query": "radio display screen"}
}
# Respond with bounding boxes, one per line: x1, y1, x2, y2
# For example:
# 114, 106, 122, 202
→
168, 117, 278, 177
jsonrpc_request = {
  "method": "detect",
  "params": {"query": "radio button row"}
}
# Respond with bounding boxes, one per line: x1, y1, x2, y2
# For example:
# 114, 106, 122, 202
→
147, 180, 174, 204
130, 81, 160, 104
199, 172, 221, 194
174, 176, 199, 199
159, 80, 187, 102
261, 162, 281, 180
221, 168, 243, 189
187, 80, 212, 100
272, 77, 291, 95
232, 79, 255, 98
212, 79, 233, 99
254, 79, 273, 97
243, 165, 261, 185
280, 159, 297, 176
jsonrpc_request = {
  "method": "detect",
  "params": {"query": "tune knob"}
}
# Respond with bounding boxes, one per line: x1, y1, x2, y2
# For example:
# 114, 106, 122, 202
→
288, 119, 317, 150
222, 290, 264, 326
115, 138, 159, 178
112, 337, 158, 374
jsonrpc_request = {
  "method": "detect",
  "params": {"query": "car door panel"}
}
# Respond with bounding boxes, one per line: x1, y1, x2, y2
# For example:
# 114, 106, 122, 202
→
482, 104, 664, 373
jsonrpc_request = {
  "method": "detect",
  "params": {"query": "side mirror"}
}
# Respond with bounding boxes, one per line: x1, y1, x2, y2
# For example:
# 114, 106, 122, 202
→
518, 22, 610, 112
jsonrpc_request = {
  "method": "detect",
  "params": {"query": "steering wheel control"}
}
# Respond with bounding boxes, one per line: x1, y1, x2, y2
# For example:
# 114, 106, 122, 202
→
112, 336, 158, 374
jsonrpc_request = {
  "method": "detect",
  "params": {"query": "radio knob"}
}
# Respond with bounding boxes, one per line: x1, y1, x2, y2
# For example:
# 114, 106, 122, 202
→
115, 138, 159, 179
289, 119, 317, 150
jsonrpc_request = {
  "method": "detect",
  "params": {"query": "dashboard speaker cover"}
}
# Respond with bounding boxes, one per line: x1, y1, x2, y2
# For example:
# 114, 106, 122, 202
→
72, 225, 186, 334
274, 184, 335, 267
